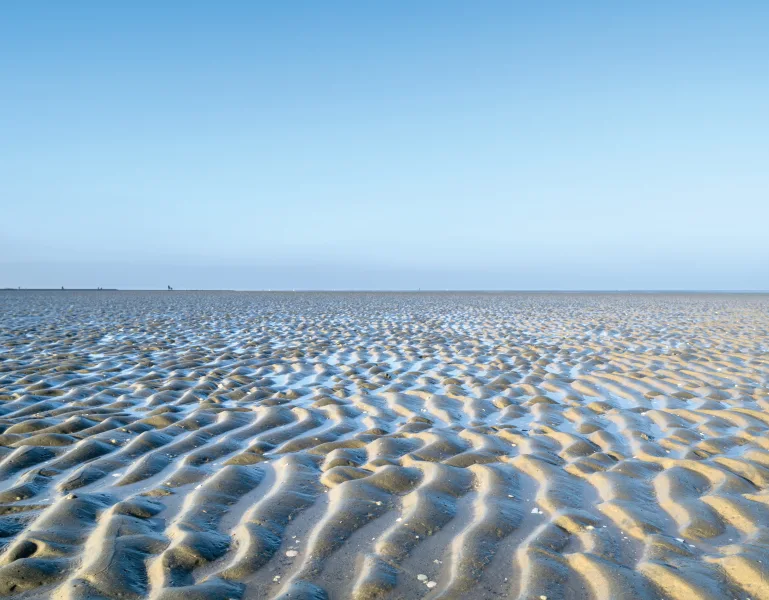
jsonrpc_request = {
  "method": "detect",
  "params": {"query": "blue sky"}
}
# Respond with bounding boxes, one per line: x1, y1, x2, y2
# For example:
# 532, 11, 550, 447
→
2, 1, 767, 290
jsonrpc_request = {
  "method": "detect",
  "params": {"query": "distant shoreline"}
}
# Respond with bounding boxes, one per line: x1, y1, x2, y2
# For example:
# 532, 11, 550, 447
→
3, 289, 768, 294
2, 288, 119, 291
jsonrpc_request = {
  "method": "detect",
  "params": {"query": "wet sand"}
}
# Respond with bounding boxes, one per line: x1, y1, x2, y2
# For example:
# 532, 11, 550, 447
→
0, 291, 768, 599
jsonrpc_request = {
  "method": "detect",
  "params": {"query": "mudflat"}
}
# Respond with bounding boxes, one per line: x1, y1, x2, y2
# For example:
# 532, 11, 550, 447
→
0, 291, 768, 600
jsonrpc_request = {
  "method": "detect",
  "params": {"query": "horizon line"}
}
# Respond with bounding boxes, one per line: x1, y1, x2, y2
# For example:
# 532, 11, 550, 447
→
4, 288, 769, 294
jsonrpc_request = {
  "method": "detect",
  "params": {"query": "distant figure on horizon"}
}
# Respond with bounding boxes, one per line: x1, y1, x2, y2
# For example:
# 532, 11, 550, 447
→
168, 285, 173, 291
61, 286, 64, 290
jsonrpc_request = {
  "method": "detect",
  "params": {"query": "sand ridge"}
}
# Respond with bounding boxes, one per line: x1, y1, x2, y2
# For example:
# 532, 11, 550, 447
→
0, 291, 768, 599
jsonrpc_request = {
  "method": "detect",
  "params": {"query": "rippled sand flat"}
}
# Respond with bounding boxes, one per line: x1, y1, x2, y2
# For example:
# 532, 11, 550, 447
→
1, 291, 768, 600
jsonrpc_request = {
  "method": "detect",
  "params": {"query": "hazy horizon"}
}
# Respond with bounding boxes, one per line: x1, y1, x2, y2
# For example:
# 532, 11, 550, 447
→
2, 260, 768, 293
2, 2, 768, 290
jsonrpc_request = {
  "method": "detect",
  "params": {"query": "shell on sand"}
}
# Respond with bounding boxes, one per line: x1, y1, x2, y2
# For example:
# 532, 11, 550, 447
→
0, 291, 768, 600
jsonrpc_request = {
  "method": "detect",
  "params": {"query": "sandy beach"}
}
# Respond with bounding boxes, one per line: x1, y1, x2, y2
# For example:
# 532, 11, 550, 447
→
0, 291, 768, 600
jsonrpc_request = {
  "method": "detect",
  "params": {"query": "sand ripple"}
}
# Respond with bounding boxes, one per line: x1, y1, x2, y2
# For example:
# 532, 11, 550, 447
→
1, 291, 768, 599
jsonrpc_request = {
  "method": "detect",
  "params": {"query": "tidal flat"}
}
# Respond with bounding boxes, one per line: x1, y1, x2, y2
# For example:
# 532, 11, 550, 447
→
0, 291, 768, 599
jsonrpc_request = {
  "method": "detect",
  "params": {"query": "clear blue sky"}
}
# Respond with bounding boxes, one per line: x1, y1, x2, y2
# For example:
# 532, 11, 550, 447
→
1, 1, 767, 290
